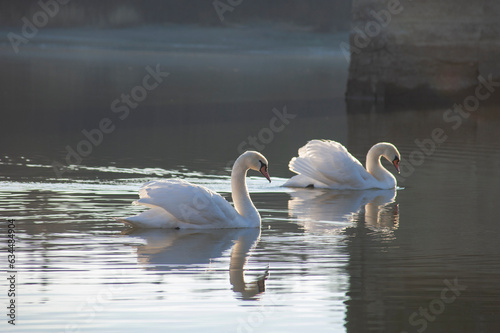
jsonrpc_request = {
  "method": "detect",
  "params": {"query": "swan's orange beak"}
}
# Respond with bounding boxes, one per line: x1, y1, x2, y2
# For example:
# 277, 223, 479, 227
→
260, 165, 271, 183
392, 157, 400, 173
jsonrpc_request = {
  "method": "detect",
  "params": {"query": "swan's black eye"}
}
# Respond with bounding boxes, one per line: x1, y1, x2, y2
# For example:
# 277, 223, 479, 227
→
259, 160, 267, 170
393, 156, 400, 163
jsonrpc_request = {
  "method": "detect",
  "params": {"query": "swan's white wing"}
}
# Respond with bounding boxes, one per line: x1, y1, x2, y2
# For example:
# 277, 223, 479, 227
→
289, 140, 373, 189
282, 174, 329, 188
129, 179, 240, 228
121, 206, 177, 229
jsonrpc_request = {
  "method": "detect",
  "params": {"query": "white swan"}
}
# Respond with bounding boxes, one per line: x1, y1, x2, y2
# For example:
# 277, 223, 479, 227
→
120, 151, 271, 229
283, 140, 400, 190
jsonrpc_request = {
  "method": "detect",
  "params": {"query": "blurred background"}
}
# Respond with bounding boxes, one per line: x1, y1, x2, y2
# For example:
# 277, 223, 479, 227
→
0, 0, 350, 30
1, 0, 499, 173
0, 0, 353, 177
2, 0, 498, 177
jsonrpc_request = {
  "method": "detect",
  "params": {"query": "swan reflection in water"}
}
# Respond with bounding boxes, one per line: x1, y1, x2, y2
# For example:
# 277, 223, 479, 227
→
123, 228, 267, 300
288, 188, 399, 233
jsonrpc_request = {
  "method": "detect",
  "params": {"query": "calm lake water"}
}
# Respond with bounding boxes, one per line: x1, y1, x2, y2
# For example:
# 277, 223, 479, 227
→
1, 27, 500, 333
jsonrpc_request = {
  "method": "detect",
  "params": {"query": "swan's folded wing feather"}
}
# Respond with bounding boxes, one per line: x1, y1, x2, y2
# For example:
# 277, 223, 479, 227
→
289, 157, 333, 186
290, 140, 373, 189
282, 174, 329, 188
135, 180, 239, 226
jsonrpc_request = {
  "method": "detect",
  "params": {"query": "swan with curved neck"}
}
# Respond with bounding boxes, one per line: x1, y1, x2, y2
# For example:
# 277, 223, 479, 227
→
120, 151, 271, 229
283, 140, 400, 190
231, 151, 271, 222
365, 142, 400, 188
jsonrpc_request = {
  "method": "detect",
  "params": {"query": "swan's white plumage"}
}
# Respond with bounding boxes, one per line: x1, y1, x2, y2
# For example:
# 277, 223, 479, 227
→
284, 140, 400, 190
124, 179, 240, 229
120, 151, 270, 229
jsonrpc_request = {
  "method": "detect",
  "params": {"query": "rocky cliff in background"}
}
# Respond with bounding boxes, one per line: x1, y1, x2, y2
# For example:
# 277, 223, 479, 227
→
346, 0, 500, 105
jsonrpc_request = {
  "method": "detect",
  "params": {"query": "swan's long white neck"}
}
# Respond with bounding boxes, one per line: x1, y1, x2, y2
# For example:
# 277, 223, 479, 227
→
366, 145, 393, 182
231, 160, 260, 222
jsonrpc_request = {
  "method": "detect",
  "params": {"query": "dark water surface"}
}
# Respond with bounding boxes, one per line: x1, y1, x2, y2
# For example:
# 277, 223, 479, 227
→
1, 27, 500, 333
